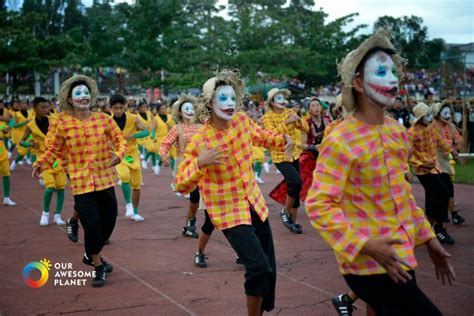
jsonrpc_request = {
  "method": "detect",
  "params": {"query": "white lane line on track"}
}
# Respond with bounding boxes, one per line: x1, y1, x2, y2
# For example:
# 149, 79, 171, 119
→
16, 198, 197, 316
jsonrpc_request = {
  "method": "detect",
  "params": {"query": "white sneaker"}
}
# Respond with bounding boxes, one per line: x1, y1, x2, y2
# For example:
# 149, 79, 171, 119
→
141, 160, 148, 170
256, 175, 265, 184
153, 165, 161, 175
171, 170, 175, 178
40, 212, 49, 226
54, 214, 66, 225
7, 151, 11, 159
26, 158, 32, 165
39, 179, 45, 186
3, 197, 17, 206
18, 160, 24, 165
117, 179, 122, 186
125, 203, 134, 218
276, 169, 281, 175
9, 161, 16, 171
263, 162, 270, 174
133, 214, 144, 222
140, 153, 145, 160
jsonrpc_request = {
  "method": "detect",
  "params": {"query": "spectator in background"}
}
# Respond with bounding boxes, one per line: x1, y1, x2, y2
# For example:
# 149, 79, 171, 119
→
468, 100, 474, 153
389, 97, 411, 128
425, 92, 434, 105
453, 98, 463, 129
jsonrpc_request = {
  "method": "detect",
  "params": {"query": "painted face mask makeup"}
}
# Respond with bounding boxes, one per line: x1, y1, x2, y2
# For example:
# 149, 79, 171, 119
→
181, 102, 194, 120
273, 93, 288, 109
71, 85, 91, 109
363, 52, 399, 108
440, 107, 451, 121
423, 111, 433, 125
213, 85, 236, 120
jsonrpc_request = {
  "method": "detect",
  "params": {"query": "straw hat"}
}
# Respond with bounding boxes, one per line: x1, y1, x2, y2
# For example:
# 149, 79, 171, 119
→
196, 69, 245, 123
337, 28, 406, 112
171, 94, 198, 123
265, 88, 291, 111
59, 75, 98, 114
412, 102, 431, 124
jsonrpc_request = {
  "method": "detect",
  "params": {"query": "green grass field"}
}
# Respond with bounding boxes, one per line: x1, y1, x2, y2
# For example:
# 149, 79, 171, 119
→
454, 159, 474, 184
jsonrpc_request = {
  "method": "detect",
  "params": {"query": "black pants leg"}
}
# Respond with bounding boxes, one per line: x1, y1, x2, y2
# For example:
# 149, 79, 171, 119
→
344, 271, 441, 316
440, 172, 454, 198
275, 159, 301, 208
74, 187, 118, 256
201, 209, 215, 235
416, 173, 449, 221
223, 209, 276, 312
189, 187, 200, 205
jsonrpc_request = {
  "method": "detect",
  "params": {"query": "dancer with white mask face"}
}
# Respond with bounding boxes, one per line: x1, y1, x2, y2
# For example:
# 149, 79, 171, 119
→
307, 29, 455, 315
262, 88, 308, 234
174, 69, 293, 315
431, 102, 465, 225
33, 75, 127, 288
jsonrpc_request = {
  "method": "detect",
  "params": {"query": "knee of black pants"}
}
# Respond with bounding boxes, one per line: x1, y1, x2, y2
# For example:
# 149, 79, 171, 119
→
189, 187, 200, 204
201, 210, 214, 235
245, 271, 271, 298
287, 177, 302, 199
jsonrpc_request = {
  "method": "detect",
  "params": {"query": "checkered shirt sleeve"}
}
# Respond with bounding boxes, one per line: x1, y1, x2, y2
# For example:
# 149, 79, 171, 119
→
174, 112, 285, 230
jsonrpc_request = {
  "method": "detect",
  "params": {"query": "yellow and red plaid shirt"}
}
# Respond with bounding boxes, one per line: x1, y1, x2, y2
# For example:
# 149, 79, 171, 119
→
433, 120, 463, 151
174, 112, 286, 230
160, 123, 200, 156
407, 122, 451, 175
262, 108, 308, 163
305, 116, 435, 276
35, 112, 127, 195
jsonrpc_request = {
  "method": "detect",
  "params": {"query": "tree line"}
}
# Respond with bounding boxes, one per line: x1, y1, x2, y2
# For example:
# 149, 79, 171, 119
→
0, 0, 446, 94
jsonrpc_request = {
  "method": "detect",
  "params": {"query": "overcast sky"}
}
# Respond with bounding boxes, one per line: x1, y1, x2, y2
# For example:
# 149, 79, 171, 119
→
80, 0, 473, 43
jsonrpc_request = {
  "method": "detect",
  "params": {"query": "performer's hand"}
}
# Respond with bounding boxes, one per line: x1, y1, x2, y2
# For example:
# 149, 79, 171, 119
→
197, 147, 224, 168
161, 154, 170, 166
426, 238, 456, 285
361, 238, 413, 284
285, 114, 300, 125
283, 134, 294, 158
109, 152, 120, 167
32, 166, 41, 179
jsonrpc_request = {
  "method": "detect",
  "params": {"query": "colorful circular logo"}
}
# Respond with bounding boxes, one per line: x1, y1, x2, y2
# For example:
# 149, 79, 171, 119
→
23, 260, 50, 288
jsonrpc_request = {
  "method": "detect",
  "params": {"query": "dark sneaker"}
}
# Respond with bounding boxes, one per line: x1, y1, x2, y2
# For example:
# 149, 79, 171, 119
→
452, 213, 465, 225
280, 209, 295, 230
92, 265, 107, 288
235, 256, 244, 265
183, 217, 199, 238
435, 229, 455, 245
291, 223, 303, 234
332, 294, 354, 316
194, 252, 208, 268
66, 218, 79, 243
82, 254, 114, 273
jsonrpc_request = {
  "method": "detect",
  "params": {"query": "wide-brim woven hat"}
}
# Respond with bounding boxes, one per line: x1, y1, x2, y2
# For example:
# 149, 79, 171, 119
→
196, 69, 245, 123
59, 75, 98, 114
265, 88, 291, 111
413, 102, 431, 124
171, 94, 198, 123
338, 28, 406, 112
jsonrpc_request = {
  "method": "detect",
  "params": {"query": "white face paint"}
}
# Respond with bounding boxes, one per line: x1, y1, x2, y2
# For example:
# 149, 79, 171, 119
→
440, 107, 451, 121
181, 102, 194, 119
363, 52, 399, 108
71, 85, 91, 109
423, 111, 433, 125
272, 93, 288, 109
212, 85, 236, 121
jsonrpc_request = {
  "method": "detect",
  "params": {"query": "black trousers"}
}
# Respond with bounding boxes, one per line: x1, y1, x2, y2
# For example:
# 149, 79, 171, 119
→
275, 159, 301, 208
223, 209, 276, 312
201, 209, 215, 235
440, 172, 454, 198
189, 186, 200, 204
344, 271, 441, 316
73, 187, 118, 256
416, 173, 449, 221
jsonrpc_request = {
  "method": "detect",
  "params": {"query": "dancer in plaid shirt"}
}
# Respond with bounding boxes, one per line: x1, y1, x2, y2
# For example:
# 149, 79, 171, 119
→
33, 75, 128, 288
175, 69, 293, 315
306, 29, 455, 315
160, 95, 202, 239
